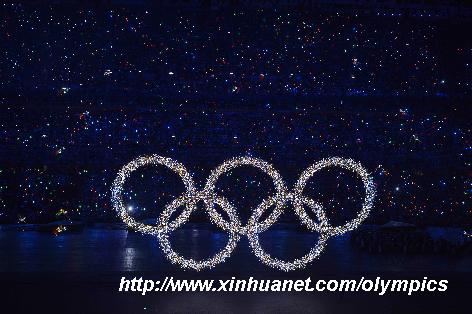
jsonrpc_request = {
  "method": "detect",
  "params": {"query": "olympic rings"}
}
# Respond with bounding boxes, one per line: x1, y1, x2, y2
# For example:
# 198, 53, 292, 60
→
111, 155, 376, 271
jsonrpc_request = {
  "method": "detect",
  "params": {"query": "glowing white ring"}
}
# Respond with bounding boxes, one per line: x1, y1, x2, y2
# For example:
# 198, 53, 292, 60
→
292, 157, 376, 236
158, 194, 242, 271
203, 156, 288, 235
110, 155, 196, 235
247, 195, 329, 271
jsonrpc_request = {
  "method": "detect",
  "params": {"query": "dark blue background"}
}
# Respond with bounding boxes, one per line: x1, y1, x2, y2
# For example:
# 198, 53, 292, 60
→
0, 1, 471, 313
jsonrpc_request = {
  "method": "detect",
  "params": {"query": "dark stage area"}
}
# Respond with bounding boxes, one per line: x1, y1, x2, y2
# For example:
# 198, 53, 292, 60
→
1, 227, 471, 313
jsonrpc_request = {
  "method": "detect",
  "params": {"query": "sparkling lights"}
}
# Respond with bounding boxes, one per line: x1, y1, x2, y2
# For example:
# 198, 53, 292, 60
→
111, 155, 376, 271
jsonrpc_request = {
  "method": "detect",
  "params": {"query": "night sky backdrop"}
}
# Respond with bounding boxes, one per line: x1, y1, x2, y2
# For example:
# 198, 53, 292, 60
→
0, 1, 471, 227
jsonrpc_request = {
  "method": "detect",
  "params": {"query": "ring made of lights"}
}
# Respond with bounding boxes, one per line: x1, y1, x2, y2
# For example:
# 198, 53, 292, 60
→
111, 155, 376, 271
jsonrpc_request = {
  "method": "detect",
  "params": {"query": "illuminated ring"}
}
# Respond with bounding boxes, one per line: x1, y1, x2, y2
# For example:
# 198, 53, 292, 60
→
247, 195, 329, 271
111, 155, 376, 271
203, 156, 288, 235
157, 193, 242, 271
292, 157, 376, 236
111, 155, 197, 235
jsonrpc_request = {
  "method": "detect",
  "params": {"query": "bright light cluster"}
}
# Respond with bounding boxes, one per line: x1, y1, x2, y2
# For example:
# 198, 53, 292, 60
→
111, 155, 376, 271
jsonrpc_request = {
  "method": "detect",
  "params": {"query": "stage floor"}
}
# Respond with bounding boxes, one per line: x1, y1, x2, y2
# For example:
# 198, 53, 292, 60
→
1, 228, 471, 313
